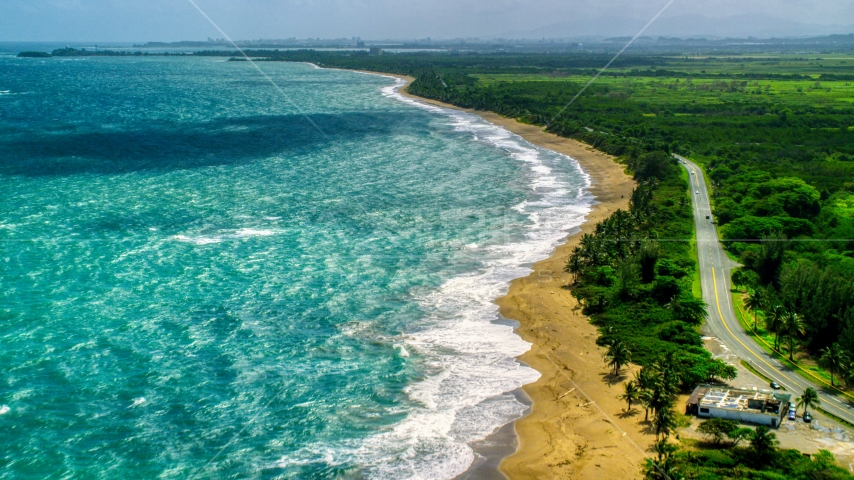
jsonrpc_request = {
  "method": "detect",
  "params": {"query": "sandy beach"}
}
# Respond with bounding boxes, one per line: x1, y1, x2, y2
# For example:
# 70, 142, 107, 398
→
376, 74, 651, 479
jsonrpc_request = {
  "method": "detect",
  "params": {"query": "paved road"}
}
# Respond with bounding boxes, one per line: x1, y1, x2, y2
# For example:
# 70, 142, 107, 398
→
677, 154, 854, 426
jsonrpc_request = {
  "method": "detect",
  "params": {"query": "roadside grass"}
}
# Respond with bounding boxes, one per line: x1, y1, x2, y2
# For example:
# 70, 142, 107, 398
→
689, 223, 701, 299
730, 289, 854, 399
681, 167, 703, 299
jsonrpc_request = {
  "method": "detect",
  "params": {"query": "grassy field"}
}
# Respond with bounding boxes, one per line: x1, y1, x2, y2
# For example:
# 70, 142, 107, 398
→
473, 72, 854, 107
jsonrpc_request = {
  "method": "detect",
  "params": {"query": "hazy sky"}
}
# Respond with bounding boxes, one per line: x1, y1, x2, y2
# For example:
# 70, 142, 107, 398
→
1, 0, 852, 42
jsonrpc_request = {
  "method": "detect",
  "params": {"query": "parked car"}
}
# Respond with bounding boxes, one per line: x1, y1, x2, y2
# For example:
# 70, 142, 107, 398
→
788, 406, 797, 421
803, 411, 813, 423
696, 190, 700, 194
770, 381, 781, 390
706, 215, 711, 220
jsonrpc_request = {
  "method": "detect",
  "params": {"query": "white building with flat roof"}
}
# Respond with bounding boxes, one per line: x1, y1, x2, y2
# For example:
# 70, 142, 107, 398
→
686, 386, 791, 428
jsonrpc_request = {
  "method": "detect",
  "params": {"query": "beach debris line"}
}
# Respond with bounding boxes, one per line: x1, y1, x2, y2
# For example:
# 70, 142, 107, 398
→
557, 388, 576, 400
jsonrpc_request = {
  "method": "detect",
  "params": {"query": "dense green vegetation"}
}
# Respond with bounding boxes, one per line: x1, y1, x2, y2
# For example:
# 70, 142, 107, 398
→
670, 424, 852, 479
567, 151, 736, 388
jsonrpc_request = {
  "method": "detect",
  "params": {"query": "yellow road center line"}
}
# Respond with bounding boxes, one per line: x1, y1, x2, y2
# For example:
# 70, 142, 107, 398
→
694, 161, 852, 414
712, 267, 798, 387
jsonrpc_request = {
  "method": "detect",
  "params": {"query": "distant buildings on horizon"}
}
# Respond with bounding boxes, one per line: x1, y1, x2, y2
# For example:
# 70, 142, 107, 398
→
126, 33, 854, 55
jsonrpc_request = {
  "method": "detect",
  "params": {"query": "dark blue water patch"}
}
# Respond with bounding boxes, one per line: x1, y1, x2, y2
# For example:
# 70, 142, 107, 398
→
0, 112, 412, 176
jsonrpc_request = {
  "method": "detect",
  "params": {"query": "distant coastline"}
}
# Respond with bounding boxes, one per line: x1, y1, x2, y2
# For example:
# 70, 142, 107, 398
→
17, 51, 52, 58
16, 47, 191, 58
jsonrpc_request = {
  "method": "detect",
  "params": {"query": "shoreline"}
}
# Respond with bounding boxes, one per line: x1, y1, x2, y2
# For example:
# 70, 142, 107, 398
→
371, 72, 649, 479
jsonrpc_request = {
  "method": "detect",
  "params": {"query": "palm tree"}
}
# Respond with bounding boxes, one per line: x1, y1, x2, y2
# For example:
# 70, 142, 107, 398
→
639, 389, 654, 422
652, 354, 680, 396
797, 387, 820, 415
634, 367, 657, 421
781, 310, 805, 361
652, 407, 676, 440
578, 234, 602, 267
731, 269, 746, 292
620, 380, 641, 411
750, 426, 779, 461
757, 232, 787, 285
638, 240, 661, 284
644, 457, 681, 480
603, 339, 631, 376
818, 343, 850, 386
644, 439, 681, 480
652, 438, 677, 463
647, 382, 674, 417
766, 304, 785, 350
629, 185, 654, 218
634, 367, 657, 391
745, 289, 764, 330
566, 248, 583, 284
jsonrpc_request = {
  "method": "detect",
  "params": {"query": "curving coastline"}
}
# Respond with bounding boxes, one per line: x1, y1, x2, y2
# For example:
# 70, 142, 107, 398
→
376, 73, 651, 479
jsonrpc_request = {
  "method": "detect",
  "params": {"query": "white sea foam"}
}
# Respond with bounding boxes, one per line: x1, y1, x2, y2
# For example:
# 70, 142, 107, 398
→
234, 228, 277, 237
269, 68, 593, 479
172, 228, 281, 245
0, 405, 10, 415
172, 234, 222, 245
395, 343, 411, 358
333, 76, 593, 479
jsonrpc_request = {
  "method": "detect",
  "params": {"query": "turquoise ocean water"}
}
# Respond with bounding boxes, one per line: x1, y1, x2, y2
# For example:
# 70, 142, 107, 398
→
0, 55, 591, 479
